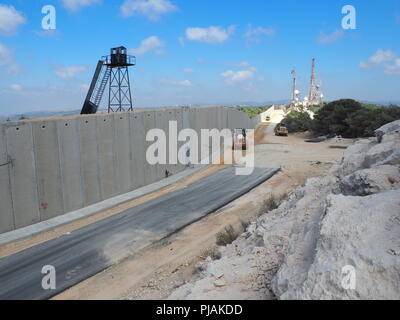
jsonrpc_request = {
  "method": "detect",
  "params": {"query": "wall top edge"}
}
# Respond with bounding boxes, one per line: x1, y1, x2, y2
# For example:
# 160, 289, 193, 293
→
0, 106, 230, 125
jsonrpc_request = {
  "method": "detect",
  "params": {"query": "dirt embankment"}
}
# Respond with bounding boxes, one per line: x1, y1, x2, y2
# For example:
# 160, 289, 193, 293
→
54, 123, 353, 300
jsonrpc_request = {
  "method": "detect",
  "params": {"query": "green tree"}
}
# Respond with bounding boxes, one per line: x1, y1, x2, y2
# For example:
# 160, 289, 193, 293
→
311, 99, 363, 137
281, 110, 312, 132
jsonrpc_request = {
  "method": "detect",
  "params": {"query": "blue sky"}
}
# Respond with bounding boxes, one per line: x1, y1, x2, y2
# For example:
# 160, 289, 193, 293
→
0, 0, 399, 115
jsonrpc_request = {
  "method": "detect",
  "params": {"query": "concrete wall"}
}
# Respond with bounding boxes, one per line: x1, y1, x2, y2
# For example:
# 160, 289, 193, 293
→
0, 106, 259, 233
250, 106, 287, 126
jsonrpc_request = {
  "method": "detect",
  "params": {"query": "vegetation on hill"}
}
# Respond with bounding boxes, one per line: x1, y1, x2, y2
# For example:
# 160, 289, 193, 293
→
280, 99, 400, 138
281, 110, 313, 133
239, 106, 271, 118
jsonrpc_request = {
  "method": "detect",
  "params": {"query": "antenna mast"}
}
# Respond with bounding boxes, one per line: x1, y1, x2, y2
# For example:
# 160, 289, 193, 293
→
308, 58, 318, 104
291, 68, 297, 104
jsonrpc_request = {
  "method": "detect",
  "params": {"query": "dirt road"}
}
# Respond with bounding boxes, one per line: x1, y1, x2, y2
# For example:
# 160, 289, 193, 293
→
54, 124, 353, 300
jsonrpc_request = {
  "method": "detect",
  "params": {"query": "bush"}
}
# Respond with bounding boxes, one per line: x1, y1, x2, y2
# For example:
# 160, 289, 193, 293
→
277, 100, 400, 138
281, 110, 313, 133
216, 225, 239, 246
345, 105, 400, 137
259, 194, 286, 216
312, 99, 400, 138
200, 247, 221, 260
311, 99, 363, 137
308, 103, 325, 114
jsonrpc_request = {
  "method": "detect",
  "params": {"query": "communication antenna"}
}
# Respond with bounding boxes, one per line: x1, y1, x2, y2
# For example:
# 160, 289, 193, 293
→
291, 68, 297, 104
308, 58, 318, 104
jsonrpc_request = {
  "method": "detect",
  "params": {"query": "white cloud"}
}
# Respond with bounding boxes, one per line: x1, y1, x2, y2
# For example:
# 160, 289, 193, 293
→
0, 43, 19, 74
360, 49, 400, 75
54, 65, 87, 79
178, 36, 185, 47
160, 78, 193, 87
385, 58, 400, 75
0, 43, 13, 66
317, 29, 344, 44
221, 62, 258, 84
227, 61, 250, 67
220, 69, 255, 84
244, 24, 275, 42
360, 49, 397, 67
0, 4, 26, 36
179, 80, 193, 87
10, 84, 22, 91
183, 68, 194, 73
185, 26, 235, 44
62, 0, 100, 12
80, 83, 90, 91
129, 36, 165, 55
120, 0, 178, 21
237, 61, 249, 67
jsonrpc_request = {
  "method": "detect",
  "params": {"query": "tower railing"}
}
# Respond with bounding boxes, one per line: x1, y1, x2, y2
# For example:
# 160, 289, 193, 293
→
101, 55, 136, 67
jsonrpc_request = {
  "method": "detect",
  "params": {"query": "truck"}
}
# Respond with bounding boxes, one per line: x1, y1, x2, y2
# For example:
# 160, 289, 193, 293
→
275, 125, 289, 136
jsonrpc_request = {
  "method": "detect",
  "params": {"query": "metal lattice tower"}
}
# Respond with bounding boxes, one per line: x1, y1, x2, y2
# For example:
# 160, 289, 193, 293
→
81, 46, 136, 115
308, 58, 318, 104
291, 67, 297, 104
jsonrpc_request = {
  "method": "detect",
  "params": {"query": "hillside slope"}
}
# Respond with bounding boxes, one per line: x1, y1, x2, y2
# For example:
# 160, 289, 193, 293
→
170, 120, 400, 300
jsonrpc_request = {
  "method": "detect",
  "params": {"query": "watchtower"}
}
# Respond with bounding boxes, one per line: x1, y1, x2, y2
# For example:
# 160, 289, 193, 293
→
81, 46, 136, 114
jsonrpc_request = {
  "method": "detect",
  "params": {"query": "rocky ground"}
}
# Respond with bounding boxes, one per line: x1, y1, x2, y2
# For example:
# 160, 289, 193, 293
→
169, 120, 400, 300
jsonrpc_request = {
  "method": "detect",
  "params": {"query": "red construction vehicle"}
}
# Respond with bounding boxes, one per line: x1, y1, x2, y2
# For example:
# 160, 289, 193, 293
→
232, 128, 247, 150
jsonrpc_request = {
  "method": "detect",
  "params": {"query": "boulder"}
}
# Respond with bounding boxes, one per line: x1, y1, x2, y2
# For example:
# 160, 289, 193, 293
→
340, 165, 400, 196
276, 191, 400, 300
375, 120, 400, 143
338, 139, 375, 176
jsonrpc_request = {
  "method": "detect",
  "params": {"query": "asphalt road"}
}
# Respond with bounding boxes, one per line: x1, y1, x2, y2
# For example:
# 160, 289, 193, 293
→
0, 166, 279, 300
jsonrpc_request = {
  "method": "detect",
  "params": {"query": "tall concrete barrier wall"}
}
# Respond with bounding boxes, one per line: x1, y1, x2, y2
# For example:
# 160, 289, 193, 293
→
0, 106, 258, 233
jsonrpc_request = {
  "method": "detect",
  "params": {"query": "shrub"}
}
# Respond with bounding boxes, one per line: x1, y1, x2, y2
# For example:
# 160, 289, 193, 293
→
281, 110, 313, 133
216, 225, 239, 246
311, 99, 363, 137
200, 247, 221, 260
258, 194, 288, 216
311, 100, 400, 138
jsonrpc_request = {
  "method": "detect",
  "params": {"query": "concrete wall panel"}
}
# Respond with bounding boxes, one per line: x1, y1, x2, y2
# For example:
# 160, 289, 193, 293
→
0, 124, 14, 233
32, 121, 64, 221
143, 110, 158, 185
5, 122, 40, 229
130, 112, 146, 189
96, 115, 116, 200
113, 113, 132, 195
166, 108, 180, 175
155, 110, 168, 180
79, 117, 101, 206
57, 118, 84, 213
175, 108, 184, 172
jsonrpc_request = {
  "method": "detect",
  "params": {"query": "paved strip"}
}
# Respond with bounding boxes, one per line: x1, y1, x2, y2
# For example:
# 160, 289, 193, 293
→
0, 166, 279, 300
0, 164, 208, 246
